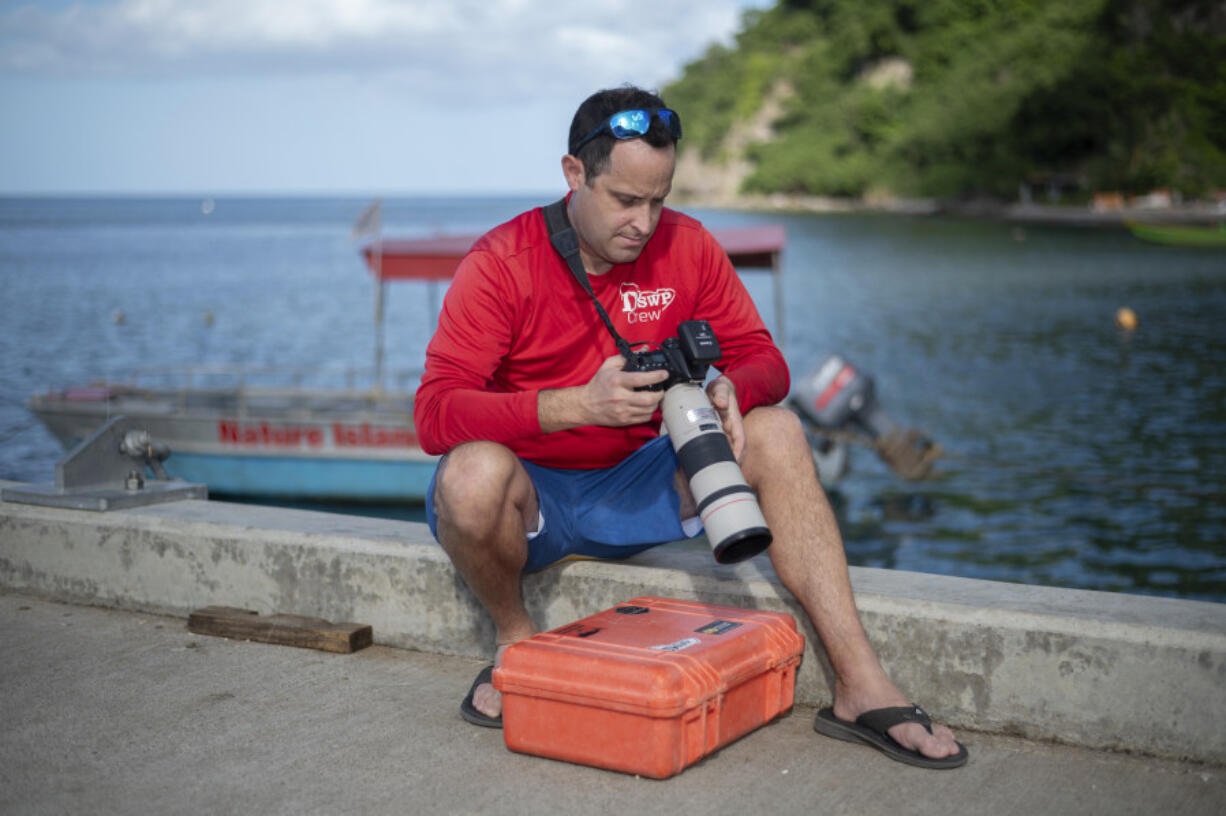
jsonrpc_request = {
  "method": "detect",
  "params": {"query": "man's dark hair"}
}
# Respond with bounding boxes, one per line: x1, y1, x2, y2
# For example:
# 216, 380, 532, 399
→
568, 86, 677, 181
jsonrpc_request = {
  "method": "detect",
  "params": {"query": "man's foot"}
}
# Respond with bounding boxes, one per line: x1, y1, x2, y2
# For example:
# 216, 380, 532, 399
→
815, 706, 968, 769
830, 679, 964, 764
467, 643, 510, 723
460, 665, 501, 727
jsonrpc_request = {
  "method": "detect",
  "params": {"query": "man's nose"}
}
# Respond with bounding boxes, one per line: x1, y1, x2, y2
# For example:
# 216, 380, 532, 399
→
629, 202, 652, 235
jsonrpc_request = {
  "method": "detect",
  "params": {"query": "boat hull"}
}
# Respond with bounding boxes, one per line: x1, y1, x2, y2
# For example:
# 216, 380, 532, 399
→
167, 452, 435, 501
29, 387, 438, 502
1128, 221, 1226, 247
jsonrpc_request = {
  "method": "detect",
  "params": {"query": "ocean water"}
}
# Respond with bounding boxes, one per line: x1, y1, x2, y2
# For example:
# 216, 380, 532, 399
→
1, 196, 1224, 602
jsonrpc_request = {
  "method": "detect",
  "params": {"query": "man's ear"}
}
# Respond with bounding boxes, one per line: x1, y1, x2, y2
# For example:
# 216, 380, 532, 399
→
561, 154, 585, 192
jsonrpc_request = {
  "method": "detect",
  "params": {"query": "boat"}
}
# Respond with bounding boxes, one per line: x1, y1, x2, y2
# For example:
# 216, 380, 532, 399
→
29, 371, 432, 501
1127, 220, 1226, 247
28, 224, 793, 502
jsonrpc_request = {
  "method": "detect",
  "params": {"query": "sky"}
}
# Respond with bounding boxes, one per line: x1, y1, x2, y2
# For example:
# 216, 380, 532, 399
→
0, 0, 772, 195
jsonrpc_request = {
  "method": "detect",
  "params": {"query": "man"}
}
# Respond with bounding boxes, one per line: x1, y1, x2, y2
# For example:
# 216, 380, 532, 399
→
414, 86, 966, 769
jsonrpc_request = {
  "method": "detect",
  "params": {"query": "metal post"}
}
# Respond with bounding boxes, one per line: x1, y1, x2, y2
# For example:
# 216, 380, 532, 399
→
772, 248, 786, 353
372, 212, 385, 392
374, 275, 386, 391
354, 198, 386, 394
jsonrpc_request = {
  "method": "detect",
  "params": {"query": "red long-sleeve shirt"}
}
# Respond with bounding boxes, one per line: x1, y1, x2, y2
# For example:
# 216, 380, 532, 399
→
414, 204, 788, 469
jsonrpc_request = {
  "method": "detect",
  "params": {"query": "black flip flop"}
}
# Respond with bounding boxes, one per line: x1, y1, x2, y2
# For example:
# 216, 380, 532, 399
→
814, 705, 968, 769
460, 665, 502, 728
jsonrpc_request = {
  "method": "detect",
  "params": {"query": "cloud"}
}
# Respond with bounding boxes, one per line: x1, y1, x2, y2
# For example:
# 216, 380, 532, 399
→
0, 0, 762, 101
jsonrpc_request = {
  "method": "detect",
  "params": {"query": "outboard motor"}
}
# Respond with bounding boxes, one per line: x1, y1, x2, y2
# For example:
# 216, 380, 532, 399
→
789, 354, 940, 480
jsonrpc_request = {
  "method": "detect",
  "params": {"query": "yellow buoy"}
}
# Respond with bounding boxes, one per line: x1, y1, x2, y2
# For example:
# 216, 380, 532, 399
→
1115, 307, 1138, 331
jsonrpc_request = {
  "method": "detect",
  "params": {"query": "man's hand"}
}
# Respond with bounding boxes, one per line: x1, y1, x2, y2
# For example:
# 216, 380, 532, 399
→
539, 354, 668, 433
706, 375, 745, 461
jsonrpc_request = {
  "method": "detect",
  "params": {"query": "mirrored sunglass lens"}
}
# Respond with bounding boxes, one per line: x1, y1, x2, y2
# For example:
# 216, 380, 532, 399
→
608, 110, 650, 138
657, 109, 681, 137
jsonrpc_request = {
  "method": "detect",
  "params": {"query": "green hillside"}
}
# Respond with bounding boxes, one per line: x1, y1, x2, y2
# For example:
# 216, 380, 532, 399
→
664, 0, 1226, 201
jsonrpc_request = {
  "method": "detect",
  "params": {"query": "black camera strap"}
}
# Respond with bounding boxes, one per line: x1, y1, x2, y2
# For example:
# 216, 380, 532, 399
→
542, 197, 634, 358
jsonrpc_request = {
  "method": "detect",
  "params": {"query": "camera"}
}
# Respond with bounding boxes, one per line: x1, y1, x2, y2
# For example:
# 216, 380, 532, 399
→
624, 320, 772, 564
622, 319, 722, 390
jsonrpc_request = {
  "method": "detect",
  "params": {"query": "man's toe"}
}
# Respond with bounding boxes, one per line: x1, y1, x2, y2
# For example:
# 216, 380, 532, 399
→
473, 682, 502, 719
934, 724, 959, 747
891, 722, 955, 759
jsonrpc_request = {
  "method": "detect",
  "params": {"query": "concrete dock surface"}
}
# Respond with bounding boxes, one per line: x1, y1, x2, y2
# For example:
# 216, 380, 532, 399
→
2, 590, 1221, 816
7, 494, 1225, 764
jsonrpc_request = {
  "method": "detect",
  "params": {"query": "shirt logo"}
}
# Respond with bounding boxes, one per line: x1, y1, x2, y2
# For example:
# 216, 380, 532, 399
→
620, 282, 675, 324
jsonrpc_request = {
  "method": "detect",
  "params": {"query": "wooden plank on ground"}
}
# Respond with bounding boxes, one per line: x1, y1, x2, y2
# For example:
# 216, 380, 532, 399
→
187, 606, 372, 653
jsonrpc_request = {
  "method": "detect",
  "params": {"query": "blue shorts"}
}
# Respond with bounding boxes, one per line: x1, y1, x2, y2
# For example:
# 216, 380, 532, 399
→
425, 435, 701, 572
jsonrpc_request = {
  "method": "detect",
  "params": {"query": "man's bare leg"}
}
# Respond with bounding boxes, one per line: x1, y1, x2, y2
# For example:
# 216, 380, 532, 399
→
433, 441, 540, 720
737, 407, 961, 759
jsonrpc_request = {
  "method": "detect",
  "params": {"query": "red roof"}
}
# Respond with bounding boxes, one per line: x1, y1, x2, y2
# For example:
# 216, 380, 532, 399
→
362, 224, 784, 282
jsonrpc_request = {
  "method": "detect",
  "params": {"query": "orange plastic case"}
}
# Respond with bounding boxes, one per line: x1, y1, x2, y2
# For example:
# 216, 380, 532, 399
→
492, 596, 805, 778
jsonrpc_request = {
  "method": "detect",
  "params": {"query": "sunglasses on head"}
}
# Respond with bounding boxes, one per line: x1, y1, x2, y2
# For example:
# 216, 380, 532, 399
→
571, 108, 683, 155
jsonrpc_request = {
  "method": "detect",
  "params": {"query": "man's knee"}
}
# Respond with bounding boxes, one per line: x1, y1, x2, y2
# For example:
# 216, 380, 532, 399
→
434, 441, 527, 522
433, 442, 537, 573
744, 405, 806, 455
741, 406, 813, 487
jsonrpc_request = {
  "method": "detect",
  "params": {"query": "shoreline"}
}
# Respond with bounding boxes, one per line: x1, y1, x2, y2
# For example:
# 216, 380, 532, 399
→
673, 192, 1226, 226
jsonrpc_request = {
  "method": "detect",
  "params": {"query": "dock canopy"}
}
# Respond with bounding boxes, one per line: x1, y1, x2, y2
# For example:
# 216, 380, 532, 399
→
362, 225, 785, 282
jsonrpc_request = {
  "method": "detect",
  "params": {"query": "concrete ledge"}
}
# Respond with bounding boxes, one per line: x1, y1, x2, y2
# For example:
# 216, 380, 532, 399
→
2, 489, 1224, 763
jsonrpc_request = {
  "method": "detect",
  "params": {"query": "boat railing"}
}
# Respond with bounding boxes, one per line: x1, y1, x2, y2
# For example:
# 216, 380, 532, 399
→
98, 365, 423, 417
